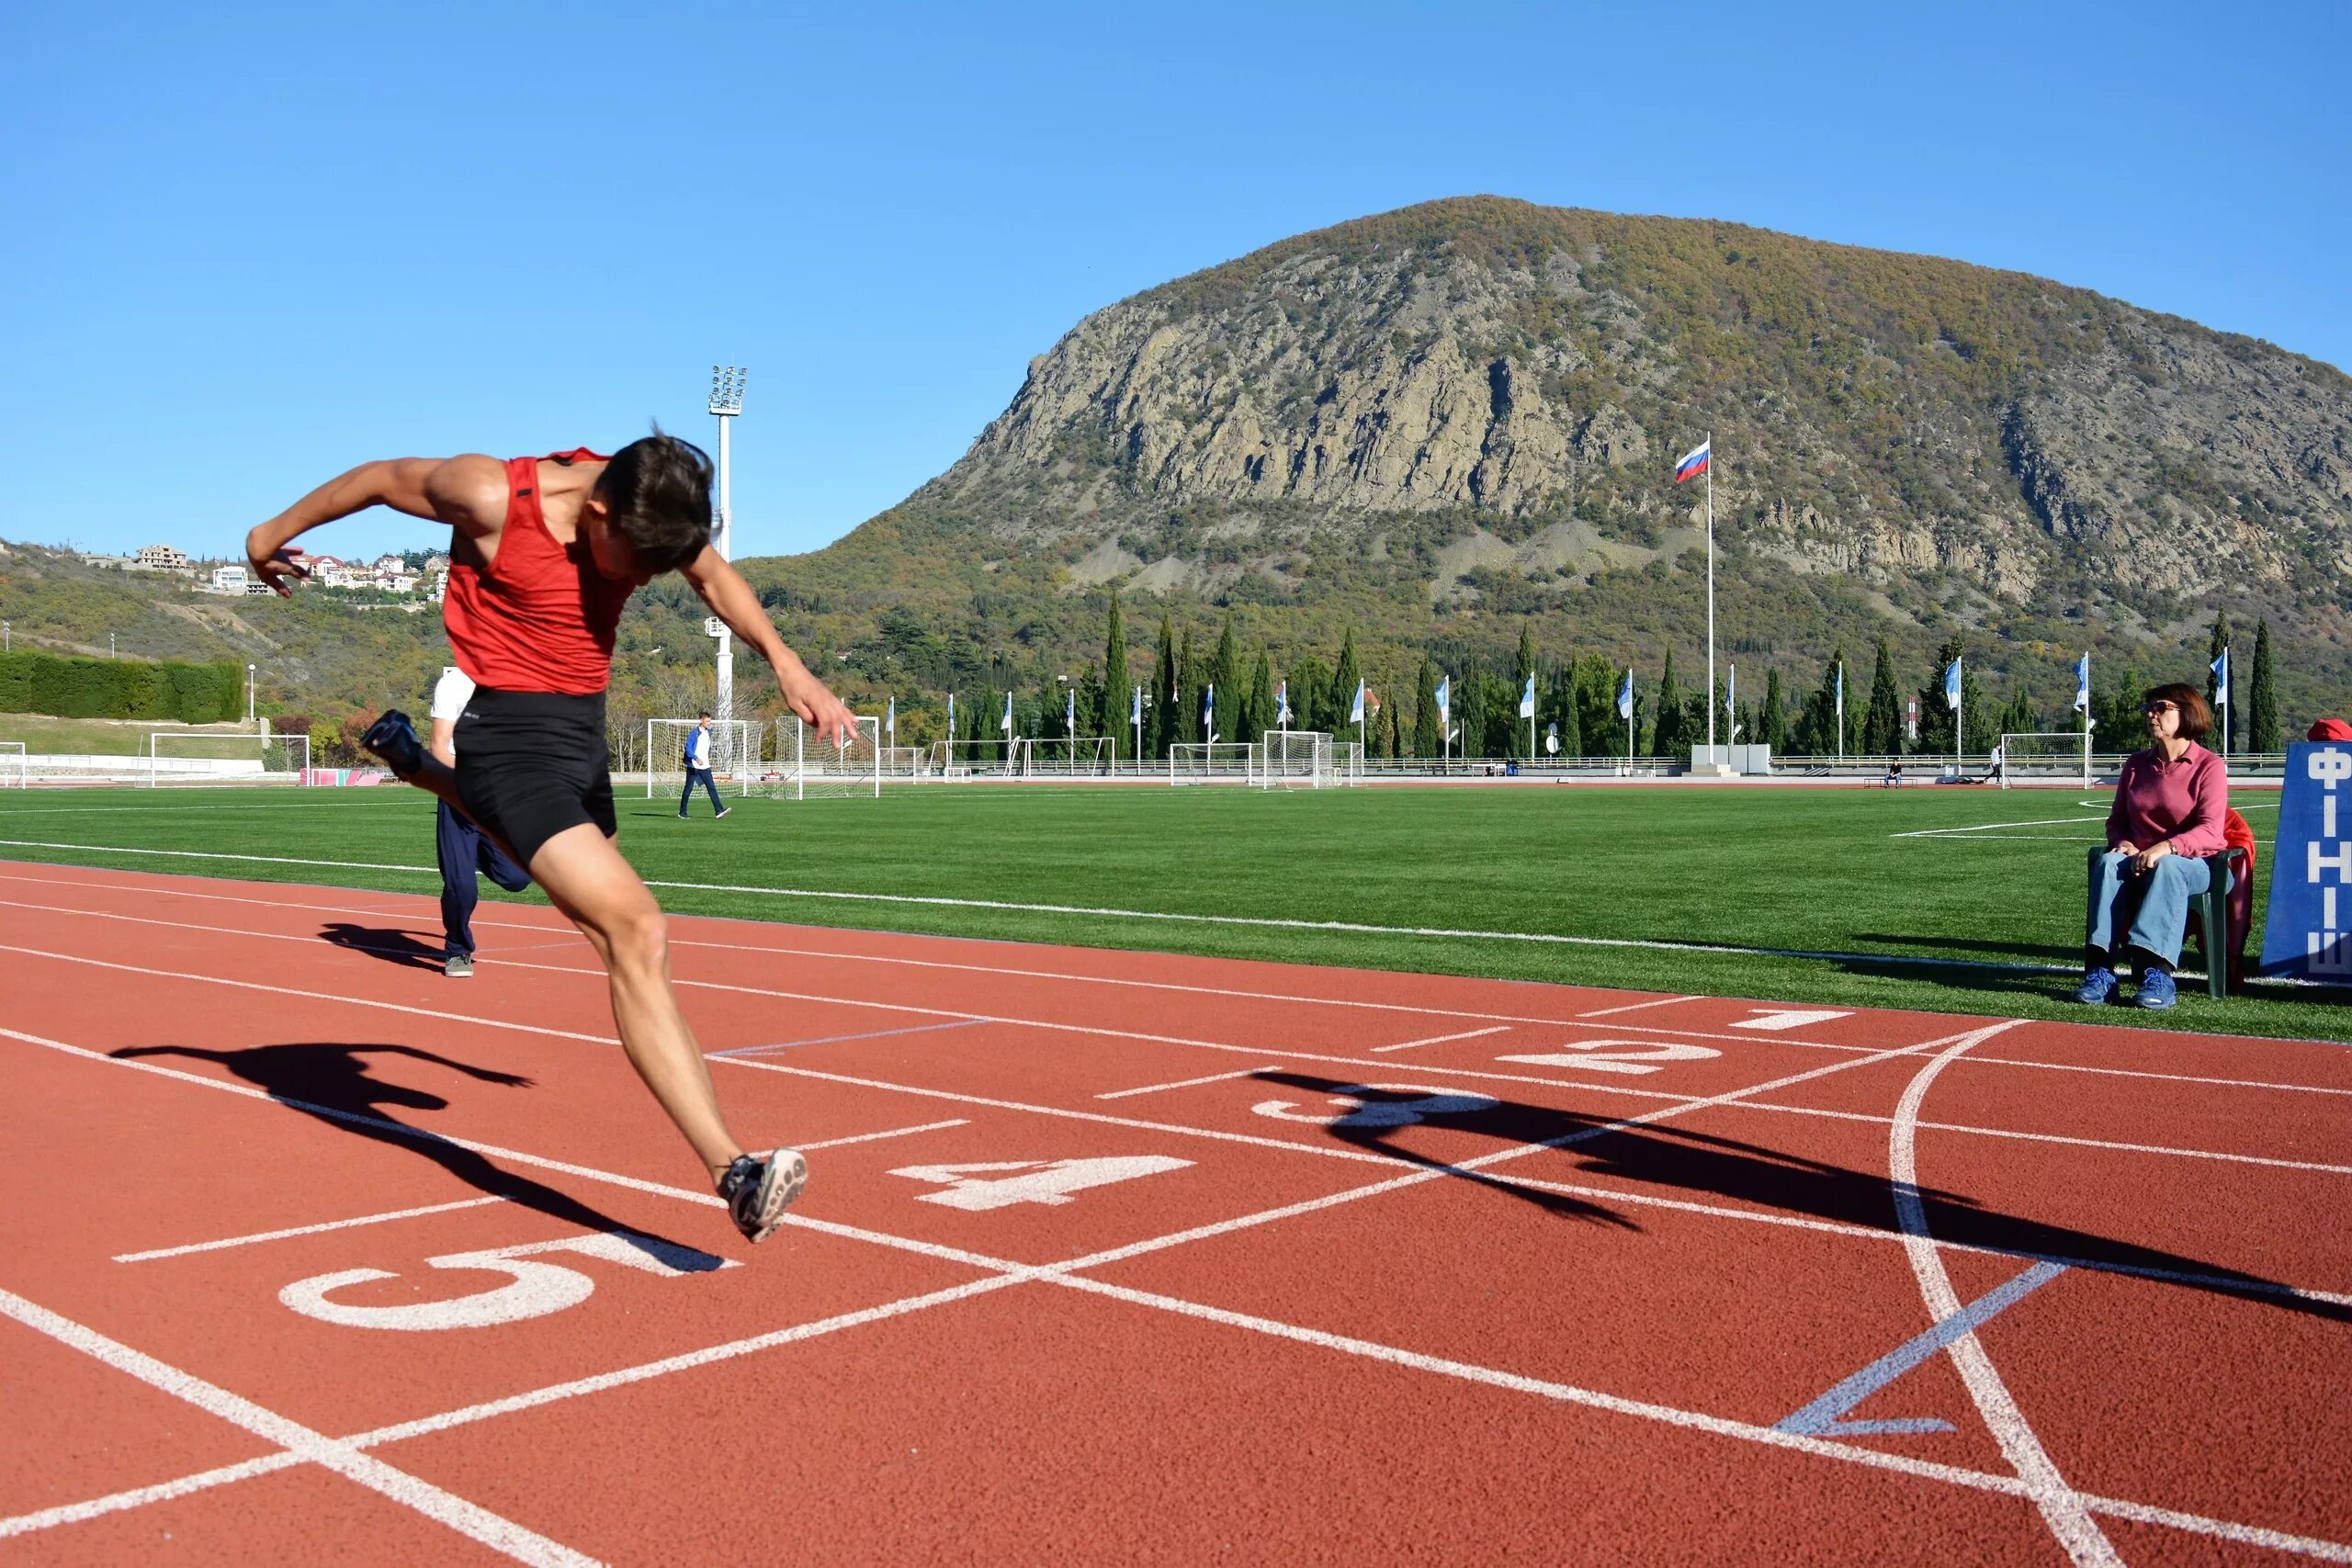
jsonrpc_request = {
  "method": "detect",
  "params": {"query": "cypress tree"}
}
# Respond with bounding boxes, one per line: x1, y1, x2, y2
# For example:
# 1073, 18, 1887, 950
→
1760, 668, 1785, 751
1209, 618, 1239, 742
1652, 649, 1684, 758
2249, 620, 2281, 752
1511, 624, 1537, 758
1177, 626, 1198, 747
1331, 629, 1363, 736
1149, 614, 1178, 760
1556, 666, 1581, 758
1414, 658, 1442, 757
1245, 650, 1275, 748
2206, 610, 2233, 750
1862, 638, 1902, 755
1101, 591, 1128, 737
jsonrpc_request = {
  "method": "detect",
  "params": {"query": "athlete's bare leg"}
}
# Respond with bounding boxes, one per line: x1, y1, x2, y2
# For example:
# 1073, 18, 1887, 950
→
525, 822, 744, 1183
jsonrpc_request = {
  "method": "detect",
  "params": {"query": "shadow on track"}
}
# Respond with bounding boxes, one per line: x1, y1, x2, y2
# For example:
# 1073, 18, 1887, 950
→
111, 1042, 718, 1261
319, 922, 447, 972
1250, 1069, 2347, 1323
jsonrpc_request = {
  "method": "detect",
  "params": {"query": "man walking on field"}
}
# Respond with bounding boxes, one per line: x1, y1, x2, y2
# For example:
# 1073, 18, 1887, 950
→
680, 711, 729, 818
247, 434, 854, 1242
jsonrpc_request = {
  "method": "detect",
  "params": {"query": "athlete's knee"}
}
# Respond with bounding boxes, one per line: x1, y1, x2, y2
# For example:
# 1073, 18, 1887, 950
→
608, 905, 669, 976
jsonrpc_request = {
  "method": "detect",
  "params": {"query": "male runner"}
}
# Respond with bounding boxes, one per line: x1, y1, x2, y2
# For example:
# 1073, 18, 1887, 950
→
429, 663, 532, 976
246, 434, 854, 1242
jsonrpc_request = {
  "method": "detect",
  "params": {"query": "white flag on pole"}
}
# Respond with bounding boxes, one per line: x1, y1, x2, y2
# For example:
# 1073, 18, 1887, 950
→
1519, 674, 1536, 719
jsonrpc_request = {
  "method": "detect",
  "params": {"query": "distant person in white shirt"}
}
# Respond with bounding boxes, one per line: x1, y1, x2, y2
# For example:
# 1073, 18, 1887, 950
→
679, 711, 729, 818
430, 666, 532, 977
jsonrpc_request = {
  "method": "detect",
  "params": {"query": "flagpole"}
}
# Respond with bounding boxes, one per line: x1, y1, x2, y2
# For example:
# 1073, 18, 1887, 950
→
1835, 661, 1845, 760
1705, 428, 1715, 754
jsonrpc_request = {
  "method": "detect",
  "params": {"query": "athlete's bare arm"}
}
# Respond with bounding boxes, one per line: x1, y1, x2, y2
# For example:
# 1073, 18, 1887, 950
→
245, 456, 508, 596
679, 547, 858, 745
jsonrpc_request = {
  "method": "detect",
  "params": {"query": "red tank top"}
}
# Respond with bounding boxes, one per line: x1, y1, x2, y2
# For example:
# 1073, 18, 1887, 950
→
442, 449, 635, 695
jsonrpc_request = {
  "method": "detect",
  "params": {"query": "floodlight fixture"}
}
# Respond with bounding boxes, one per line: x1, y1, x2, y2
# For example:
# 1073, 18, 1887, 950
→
708, 365, 747, 417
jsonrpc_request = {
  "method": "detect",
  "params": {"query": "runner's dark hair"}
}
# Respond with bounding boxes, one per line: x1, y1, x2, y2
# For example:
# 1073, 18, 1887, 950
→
595, 424, 714, 573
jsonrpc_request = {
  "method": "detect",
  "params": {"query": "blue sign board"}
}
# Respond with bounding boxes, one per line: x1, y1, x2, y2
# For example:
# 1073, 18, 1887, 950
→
2258, 742, 2352, 984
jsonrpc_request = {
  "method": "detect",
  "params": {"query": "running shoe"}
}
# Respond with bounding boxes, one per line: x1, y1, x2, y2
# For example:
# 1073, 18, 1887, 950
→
361, 709, 425, 777
718, 1149, 808, 1243
716, 807, 730, 819
445, 953, 474, 978
2135, 969, 2178, 1010
2072, 967, 2120, 1006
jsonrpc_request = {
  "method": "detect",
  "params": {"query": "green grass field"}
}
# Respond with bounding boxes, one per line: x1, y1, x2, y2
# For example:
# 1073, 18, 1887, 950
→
0, 782, 2339, 1042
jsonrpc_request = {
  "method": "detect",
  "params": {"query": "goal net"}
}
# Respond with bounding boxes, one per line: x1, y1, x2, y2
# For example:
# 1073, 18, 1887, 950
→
1253, 730, 1360, 788
1996, 730, 2095, 789
926, 739, 1020, 780
0, 740, 21, 788
146, 730, 311, 787
768, 715, 881, 799
643, 718, 763, 798
1016, 736, 1115, 778
1170, 742, 1257, 785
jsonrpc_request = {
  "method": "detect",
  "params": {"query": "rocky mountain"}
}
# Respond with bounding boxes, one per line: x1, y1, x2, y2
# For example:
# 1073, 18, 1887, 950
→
781, 196, 2346, 712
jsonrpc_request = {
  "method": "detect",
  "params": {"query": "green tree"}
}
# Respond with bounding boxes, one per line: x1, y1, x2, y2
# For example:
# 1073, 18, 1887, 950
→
1414, 658, 1442, 757
1291, 653, 1330, 736
1374, 670, 1400, 758
1209, 618, 1240, 742
1148, 614, 1179, 760
2206, 610, 2233, 751
1795, 645, 1846, 757
1242, 649, 1275, 749
1651, 649, 1685, 758
1330, 629, 1363, 738
1100, 591, 1128, 736
1554, 664, 1581, 759
2249, 620, 2281, 752
1915, 637, 1986, 757
1862, 638, 1903, 755
1177, 626, 1199, 745
1759, 668, 1785, 751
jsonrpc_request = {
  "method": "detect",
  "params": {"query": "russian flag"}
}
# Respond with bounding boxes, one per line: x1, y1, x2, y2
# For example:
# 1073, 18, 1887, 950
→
1673, 440, 1710, 483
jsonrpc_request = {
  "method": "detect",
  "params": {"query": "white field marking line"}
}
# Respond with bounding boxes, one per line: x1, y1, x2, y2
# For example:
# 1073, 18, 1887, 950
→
1095, 1066, 1285, 1100
0, 1285, 599, 1568
114, 1196, 510, 1263
1039, 1272, 2352, 1563
1889, 1036, 2120, 1564
0, 1452, 312, 1540
0, 1023, 1023, 1280
1370, 1024, 1513, 1054
1575, 994, 1702, 1018
0, 838, 2067, 973
1898, 803, 2280, 841
21, 867, 2345, 1091
793, 1118, 967, 1150
14, 1027, 2349, 1559
4, 909, 2335, 1178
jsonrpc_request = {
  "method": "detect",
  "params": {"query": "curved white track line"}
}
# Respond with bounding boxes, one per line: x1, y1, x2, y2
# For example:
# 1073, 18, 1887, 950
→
1890, 1021, 2121, 1565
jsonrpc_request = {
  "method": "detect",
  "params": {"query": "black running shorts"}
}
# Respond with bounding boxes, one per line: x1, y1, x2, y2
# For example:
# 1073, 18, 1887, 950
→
454, 689, 616, 867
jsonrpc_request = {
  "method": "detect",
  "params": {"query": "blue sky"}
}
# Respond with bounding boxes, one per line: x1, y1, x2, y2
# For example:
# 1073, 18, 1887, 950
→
2, 0, 2344, 563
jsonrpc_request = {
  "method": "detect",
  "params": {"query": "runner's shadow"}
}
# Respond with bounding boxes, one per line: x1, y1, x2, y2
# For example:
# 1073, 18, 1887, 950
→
1250, 1070, 2347, 1323
319, 922, 446, 971
111, 1042, 719, 1264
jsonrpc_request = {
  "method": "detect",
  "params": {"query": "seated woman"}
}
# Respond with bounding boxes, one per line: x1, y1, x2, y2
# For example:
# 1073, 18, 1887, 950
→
2076, 682, 2229, 1010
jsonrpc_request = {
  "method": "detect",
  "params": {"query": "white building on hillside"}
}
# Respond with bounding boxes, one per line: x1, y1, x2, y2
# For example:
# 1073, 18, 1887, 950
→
210, 564, 249, 593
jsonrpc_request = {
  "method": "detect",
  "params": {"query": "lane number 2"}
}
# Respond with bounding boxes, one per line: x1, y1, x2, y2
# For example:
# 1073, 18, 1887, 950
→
1496, 1039, 1721, 1076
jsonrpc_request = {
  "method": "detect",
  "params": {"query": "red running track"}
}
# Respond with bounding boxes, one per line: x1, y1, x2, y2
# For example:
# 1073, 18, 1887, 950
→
0, 859, 2346, 1565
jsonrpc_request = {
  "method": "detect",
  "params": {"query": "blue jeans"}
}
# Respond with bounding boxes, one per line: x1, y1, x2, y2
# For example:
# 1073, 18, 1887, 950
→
436, 800, 532, 958
679, 766, 724, 815
2086, 851, 2211, 968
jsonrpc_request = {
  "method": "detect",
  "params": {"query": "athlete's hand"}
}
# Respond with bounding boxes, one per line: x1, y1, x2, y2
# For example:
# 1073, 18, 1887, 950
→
245, 529, 310, 597
780, 664, 858, 748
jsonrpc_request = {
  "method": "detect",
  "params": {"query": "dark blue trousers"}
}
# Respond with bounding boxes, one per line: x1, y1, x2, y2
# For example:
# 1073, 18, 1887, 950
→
679, 766, 725, 816
437, 799, 531, 958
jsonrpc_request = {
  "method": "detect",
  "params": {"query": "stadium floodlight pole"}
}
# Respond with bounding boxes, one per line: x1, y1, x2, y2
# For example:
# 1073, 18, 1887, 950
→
246, 664, 256, 731
708, 365, 747, 739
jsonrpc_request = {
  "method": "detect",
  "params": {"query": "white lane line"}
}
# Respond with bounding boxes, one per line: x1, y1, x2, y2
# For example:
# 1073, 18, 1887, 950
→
1095, 1066, 1283, 1100
17, 869, 2349, 1087
1575, 995, 1701, 1019
0, 1452, 311, 1539
1888, 1028, 2120, 1565
794, 1119, 968, 1151
0, 1285, 598, 1567
1370, 1024, 1512, 1055
0, 840, 2064, 974
2, 920, 2333, 1179
115, 1196, 510, 1263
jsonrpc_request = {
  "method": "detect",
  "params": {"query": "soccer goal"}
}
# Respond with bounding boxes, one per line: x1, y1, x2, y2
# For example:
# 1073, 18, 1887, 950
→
880, 745, 926, 781
1996, 730, 2096, 789
643, 718, 762, 798
1170, 742, 1257, 785
1016, 736, 1115, 778
926, 739, 1020, 780
769, 715, 881, 800
1254, 729, 1361, 788
0, 740, 22, 788
145, 730, 311, 787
